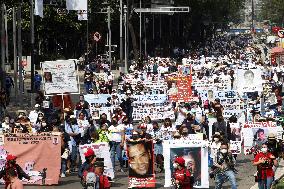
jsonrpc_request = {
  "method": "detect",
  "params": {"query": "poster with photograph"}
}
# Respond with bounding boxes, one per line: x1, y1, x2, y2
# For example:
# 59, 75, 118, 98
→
163, 140, 209, 188
237, 68, 263, 93
42, 60, 79, 95
79, 142, 114, 179
242, 122, 281, 155
167, 76, 192, 102
127, 140, 155, 188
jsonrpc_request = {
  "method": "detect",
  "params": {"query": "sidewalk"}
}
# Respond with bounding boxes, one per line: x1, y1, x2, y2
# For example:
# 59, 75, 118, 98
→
250, 159, 284, 189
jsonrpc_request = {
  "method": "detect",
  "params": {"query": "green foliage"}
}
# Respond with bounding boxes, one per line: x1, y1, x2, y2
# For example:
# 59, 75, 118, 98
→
261, 0, 284, 25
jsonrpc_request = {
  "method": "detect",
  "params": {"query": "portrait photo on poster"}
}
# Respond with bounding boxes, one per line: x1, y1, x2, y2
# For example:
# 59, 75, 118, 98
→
127, 140, 154, 178
170, 147, 202, 186
44, 72, 53, 83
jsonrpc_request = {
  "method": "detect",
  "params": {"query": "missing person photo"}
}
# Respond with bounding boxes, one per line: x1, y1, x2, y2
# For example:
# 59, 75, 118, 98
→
127, 140, 154, 178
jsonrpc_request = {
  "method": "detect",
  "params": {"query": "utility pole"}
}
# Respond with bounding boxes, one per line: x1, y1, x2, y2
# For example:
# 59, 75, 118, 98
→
1, 4, 5, 89
30, 0, 35, 93
17, 5, 24, 108
124, 5, 128, 73
119, 0, 123, 72
4, 4, 8, 70
139, 0, 142, 59
107, 6, 112, 70
13, 7, 18, 105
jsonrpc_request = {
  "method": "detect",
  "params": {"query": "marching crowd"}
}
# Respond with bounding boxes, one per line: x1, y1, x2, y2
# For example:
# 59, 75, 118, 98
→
0, 33, 284, 189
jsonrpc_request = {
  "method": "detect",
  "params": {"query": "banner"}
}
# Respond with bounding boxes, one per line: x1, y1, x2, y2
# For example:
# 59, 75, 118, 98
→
66, 0, 87, 10
237, 68, 263, 93
242, 122, 282, 155
1, 133, 61, 185
168, 76, 192, 102
163, 140, 209, 188
79, 143, 114, 179
42, 60, 79, 95
34, 0, 43, 18
127, 140, 155, 188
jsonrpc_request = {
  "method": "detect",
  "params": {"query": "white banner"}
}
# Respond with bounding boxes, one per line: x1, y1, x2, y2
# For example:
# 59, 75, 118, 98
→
34, 0, 43, 18
163, 140, 209, 188
79, 143, 114, 179
42, 60, 79, 94
66, 0, 87, 10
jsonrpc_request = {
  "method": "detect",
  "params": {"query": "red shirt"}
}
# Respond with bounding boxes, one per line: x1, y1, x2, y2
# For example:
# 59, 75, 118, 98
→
254, 152, 274, 179
99, 175, 111, 189
173, 168, 191, 189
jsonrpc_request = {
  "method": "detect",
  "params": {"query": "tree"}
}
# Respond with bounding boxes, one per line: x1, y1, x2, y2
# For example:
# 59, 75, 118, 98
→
261, 0, 284, 26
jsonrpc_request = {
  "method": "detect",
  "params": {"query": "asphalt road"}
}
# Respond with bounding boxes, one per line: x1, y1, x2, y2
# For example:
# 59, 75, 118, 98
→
3, 153, 256, 189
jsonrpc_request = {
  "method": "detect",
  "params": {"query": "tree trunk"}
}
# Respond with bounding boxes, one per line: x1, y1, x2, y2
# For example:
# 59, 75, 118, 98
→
128, 19, 139, 62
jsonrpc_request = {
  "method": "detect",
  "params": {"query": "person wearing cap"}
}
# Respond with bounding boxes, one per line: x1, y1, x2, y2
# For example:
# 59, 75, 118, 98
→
173, 157, 191, 189
0, 154, 30, 189
93, 161, 111, 189
78, 148, 96, 180
267, 133, 280, 158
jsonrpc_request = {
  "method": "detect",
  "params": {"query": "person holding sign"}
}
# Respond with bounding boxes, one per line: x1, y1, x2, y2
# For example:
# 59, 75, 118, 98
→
253, 143, 278, 189
172, 157, 192, 189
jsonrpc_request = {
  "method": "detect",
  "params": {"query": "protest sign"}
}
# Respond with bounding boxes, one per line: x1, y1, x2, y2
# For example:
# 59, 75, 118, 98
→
242, 122, 281, 155
237, 68, 263, 93
42, 60, 79, 95
79, 142, 114, 179
127, 140, 155, 188
1, 133, 61, 185
163, 140, 209, 188
167, 76, 192, 102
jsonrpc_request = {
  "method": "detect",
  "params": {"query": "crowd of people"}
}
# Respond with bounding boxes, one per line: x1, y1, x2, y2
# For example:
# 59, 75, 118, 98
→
0, 33, 284, 189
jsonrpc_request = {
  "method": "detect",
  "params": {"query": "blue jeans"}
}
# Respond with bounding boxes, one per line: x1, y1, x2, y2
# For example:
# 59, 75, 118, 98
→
84, 82, 92, 93
215, 170, 237, 189
61, 158, 67, 174
110, 141, 123, 170
70, 145, 78, 169
258, 177, 273, 189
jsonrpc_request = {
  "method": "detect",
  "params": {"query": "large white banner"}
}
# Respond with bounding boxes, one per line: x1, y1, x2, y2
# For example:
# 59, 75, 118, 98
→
66, 0, 87, 10
237, 68, 263, 93
163, 140, 209, 188
42, 60, 79, 95
79, 143, 114, 179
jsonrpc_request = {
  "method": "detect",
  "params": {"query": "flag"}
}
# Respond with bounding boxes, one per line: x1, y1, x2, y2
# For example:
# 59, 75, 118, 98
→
35, 0, 43, 18
66, 0, 87, 10
78, 10, 88, 21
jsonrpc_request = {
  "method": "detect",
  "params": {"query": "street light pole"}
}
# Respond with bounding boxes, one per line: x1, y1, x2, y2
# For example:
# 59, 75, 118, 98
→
13, 7, 18, 105
30, 0, 35, 92
1, 4, 5, 89
119, 0, 123, 72
107, 6, 112, 70
17, 5, 23, 108
139, 0, 141, 59
124, 5, 128, 73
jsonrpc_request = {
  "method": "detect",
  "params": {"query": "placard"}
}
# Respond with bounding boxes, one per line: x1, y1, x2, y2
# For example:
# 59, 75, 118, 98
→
163, 140, 209, 188
127, 140, 155, 188
79, 143, 114, 179
42, 60, 79, 94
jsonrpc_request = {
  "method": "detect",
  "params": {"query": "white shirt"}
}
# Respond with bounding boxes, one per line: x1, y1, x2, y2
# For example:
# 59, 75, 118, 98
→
175, 107, 190, 126
108, 124, 125, 142
210, 141, 221, 158
28, 110, 39, 124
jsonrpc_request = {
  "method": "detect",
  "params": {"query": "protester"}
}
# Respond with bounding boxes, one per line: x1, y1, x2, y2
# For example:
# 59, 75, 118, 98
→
6, 168, 24, 189
253, 143, 278, 189
213, 143, 237, 189
173, 157, 191, 189
0, 154, 30, 189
